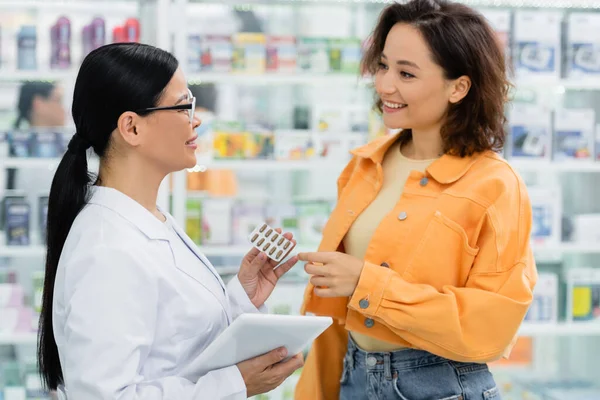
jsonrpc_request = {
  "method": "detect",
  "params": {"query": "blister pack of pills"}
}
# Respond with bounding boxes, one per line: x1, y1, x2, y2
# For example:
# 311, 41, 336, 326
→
248, 222, 296, 263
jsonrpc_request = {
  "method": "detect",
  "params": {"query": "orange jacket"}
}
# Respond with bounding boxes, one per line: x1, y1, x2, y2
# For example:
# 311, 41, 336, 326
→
295, 133, 538, 400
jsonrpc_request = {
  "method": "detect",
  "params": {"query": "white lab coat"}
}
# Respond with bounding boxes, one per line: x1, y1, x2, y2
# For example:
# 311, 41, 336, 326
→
52, 186, 264, 400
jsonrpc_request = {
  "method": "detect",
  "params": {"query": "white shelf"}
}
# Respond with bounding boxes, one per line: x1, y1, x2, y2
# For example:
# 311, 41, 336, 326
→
519, 322, 600, 337
0, 332, 37, 345
1, 323, 599, 346
188, 73, 367, 86
0, 70, 76, 83
0, 157, 100, 171
194, 159, 346, 172
199, 245, 315, 256
0, 158, 62, 170
0, 246, 46, 257
186, 72, 600, 90
190, 0, 600, 9
0, 0, 138, 13
511, 160, 600, 173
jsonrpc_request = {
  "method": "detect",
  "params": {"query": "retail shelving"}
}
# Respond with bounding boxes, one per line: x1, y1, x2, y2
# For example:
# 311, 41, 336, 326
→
0, 0, 139, 13
187, 72, 368, 86
3, 322, 600, 347
188, 0, 600, 9
0, 246, 46, 258
0, 333, 37, 346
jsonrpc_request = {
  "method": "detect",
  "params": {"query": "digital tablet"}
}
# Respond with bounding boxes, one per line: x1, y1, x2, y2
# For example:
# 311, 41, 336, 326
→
183, 313, 332, 379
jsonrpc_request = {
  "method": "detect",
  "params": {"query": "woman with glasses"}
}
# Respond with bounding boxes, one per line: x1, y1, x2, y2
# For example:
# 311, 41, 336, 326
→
37, 43, 303, 400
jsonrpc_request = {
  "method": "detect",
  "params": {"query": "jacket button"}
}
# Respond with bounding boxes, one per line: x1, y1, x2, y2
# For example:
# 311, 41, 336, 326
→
380, 262, 390, 268
359, 299, 369, 309
420, 177, 429, 186
365, 318, 375, 328
398, 211, 408, 221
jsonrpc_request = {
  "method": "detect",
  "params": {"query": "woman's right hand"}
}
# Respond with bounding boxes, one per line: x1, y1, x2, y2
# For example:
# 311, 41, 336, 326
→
237, 347, 304, 397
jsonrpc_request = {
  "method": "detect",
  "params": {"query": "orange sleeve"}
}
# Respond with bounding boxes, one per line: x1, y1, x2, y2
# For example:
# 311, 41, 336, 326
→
348, 177, 538, 363
295, 157, 357, 400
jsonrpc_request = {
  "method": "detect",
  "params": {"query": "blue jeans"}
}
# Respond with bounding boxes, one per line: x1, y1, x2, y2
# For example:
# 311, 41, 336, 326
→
339, 336, 501, 400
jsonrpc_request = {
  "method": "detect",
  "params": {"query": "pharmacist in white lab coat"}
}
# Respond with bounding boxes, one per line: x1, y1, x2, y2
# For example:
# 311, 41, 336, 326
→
37, 43, 303, 400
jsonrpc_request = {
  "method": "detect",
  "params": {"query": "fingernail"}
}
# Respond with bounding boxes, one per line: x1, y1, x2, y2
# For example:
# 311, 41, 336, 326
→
258, 253, 265, 260
280, 348, 287, 358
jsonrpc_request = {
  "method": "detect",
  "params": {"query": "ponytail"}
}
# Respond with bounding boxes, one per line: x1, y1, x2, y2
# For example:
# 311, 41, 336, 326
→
38, 134, 93, 390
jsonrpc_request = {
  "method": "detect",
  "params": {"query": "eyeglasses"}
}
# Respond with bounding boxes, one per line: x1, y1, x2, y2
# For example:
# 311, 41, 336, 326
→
135, 89, 196, 124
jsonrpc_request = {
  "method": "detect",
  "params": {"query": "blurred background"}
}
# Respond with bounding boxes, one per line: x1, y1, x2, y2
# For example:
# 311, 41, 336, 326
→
0, 0, 599, 399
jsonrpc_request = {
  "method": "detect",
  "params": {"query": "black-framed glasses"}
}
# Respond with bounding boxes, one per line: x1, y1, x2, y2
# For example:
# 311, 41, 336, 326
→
135, 90, 196, 124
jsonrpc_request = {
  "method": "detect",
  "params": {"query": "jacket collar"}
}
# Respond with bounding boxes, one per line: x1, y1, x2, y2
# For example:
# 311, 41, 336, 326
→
88, 186, 169, 241
350, 132, 485, 184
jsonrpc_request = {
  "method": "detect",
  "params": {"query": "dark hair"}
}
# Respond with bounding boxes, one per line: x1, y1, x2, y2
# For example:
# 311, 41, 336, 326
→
38, 42, 179, 391
14, 81, 56, 129
362, 0, 511, 157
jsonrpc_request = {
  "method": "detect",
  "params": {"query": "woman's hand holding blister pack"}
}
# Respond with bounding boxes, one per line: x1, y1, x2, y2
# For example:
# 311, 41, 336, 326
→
238, 228, 299, 308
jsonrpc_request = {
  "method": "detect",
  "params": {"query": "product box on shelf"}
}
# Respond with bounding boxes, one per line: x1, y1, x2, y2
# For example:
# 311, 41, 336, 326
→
82, 17, 106, 59
507, 104, 552, 160
212, 122, 274, 160
513, 11, 561, 80
50, 16, 72, 70
8, 131, 33, 158
31, 131, 63, 158
297, 37, 330, 73
201, 198, 234, 246
17, 25, 37, 71
266, 36, 297, 74
567, 13, 600, 79
524, 273, 558, 324
528, 186, 562, 246
185, 197, 204, 244
570, 214, 600, 244
553, 109, 595, 161
566, 268, 600, 322
328, 38, 362, 74
232, 203, 265, 245
274, 131, 317, 160
204, 35, 233, 72
4, 197, 30, 246
296, 201, 330, 245
232, 33, 267, 74
265, 204, 299, 239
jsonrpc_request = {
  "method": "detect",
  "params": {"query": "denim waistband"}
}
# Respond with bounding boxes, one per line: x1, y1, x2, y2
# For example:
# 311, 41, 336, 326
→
345, 335, 453, 374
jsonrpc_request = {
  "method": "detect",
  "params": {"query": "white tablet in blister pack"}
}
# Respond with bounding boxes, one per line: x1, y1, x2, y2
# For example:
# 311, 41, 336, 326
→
248, 222, 296, 263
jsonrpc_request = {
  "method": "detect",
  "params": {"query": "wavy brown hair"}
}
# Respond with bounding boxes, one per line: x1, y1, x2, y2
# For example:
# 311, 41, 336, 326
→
362, 0, 512, 157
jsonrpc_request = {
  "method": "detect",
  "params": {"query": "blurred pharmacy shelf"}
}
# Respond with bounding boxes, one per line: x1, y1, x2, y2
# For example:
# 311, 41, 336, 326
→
3, 322, 600, 346
0, 238, 598, 258
0, 71, 75, 83
0, 0, 138, 13
0, 333, 37, 345
188, 72, 367, 86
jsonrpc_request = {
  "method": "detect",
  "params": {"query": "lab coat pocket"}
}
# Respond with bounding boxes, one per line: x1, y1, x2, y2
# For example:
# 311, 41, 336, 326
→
403, 211, 479, 290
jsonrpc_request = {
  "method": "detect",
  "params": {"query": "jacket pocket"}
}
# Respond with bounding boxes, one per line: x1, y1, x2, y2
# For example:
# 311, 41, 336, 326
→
403, 211, 479, 290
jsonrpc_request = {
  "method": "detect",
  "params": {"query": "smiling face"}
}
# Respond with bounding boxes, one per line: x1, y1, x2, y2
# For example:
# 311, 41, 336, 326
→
117, 67, 202, 174
375, 23, 466, 133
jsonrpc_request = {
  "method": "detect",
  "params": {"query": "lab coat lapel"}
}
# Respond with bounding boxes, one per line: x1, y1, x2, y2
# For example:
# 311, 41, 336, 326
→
165, 214, 227, 292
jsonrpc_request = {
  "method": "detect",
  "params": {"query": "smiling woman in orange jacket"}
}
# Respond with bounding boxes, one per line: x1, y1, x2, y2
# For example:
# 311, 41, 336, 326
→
294, 1, 537, 399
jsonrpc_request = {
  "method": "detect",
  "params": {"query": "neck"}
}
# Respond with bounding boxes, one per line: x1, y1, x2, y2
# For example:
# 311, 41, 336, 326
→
97, 156, 165, 221
403, 126, 444, 160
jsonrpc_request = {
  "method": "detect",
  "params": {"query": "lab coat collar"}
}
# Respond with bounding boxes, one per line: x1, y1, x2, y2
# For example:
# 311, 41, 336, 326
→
88, 186, 170, 241
164, 212, 227, 290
